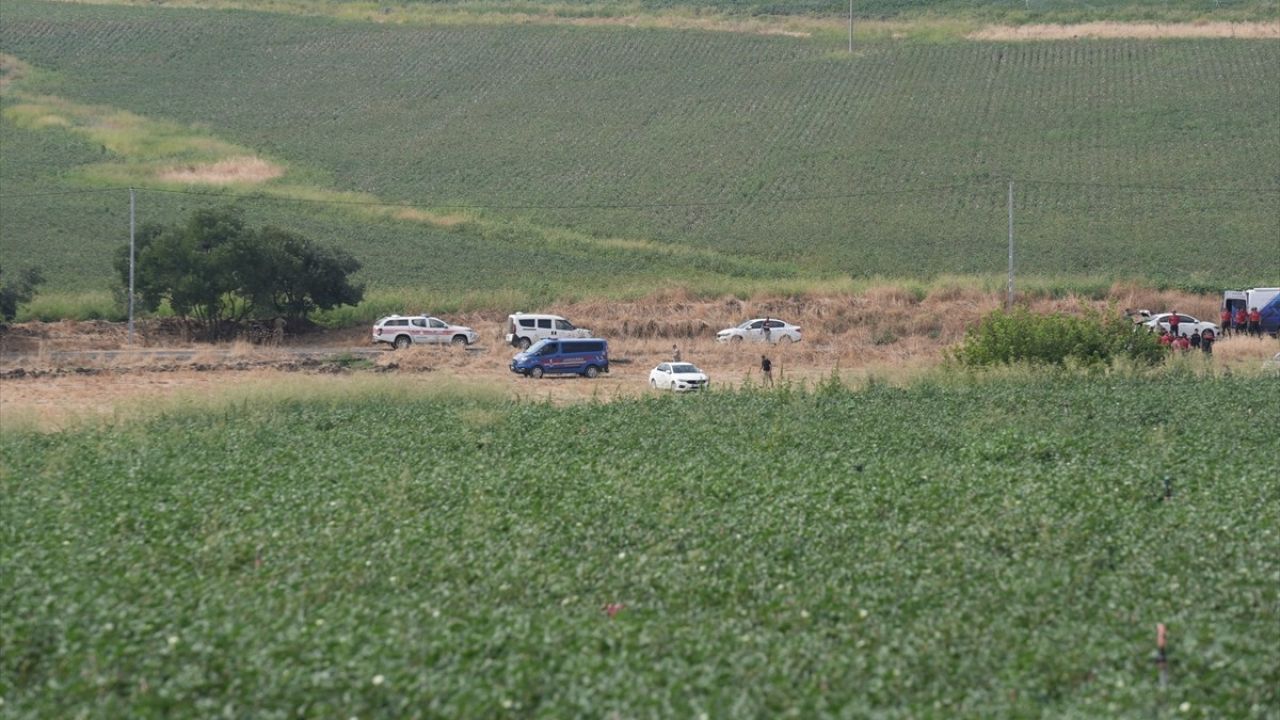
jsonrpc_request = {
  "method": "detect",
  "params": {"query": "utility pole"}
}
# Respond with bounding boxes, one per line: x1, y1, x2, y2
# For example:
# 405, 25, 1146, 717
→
128, 187, 136, 346
848, 0, 854, 53
1007, 181, 1015, 309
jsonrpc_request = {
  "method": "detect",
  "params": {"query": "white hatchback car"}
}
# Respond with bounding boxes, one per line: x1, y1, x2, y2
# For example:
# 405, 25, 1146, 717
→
1139, 312, 1219, 338
716, 318, 802, 344
373, 315, 480, 349
649, 362, 709, 391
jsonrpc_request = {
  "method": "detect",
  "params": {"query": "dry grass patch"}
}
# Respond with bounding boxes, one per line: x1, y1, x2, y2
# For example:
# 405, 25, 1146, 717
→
157, 156, 284, 185
969, 21, 1280, 41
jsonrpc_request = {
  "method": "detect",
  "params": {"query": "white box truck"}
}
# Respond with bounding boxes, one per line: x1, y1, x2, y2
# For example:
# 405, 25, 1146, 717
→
1223, 287, 1280, 336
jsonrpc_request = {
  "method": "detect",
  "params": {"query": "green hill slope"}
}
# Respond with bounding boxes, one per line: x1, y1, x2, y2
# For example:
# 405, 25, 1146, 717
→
1, 0, 1277, 307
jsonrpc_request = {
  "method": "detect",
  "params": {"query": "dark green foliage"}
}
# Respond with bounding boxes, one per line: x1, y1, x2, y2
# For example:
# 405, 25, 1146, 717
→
2, 377, 1277, 716
0, 265, 45, 321
114, 207, 363, 333
953, 306, 1165, 366
235, 226, 365, 323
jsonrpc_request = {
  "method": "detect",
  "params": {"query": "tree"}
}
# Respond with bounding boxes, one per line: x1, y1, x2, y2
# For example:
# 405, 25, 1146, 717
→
117, 207, 364, 337
234, 226, 364, 323
0, 265, 46, 322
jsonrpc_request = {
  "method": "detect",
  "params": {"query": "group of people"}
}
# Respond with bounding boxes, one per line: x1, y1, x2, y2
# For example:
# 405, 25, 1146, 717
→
1219, 306, 1266, 338
1158, 326, 1214, 354
1159, 310, 1213, 353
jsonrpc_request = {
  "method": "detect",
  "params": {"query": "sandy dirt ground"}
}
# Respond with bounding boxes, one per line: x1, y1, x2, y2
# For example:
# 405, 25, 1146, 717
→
3, 288, 1275, 430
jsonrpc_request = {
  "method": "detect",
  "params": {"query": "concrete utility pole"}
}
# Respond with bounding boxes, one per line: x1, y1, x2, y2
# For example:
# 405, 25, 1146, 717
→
848, 0, 854, 53
128, 187, 136, 345
1007, 181, 1015, 309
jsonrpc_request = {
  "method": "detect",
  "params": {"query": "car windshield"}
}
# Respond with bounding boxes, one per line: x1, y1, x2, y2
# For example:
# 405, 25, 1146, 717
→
670, 364, 700, 374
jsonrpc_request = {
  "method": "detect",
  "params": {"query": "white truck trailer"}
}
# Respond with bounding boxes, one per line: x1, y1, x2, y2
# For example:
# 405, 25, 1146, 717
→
1223, 287, 1280, 336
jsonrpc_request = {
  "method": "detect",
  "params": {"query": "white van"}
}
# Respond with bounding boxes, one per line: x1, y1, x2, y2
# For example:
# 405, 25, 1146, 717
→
504, 313, 591, 349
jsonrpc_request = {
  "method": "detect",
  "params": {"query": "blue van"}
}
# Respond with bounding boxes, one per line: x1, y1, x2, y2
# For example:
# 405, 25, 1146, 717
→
510, 338, 609, 378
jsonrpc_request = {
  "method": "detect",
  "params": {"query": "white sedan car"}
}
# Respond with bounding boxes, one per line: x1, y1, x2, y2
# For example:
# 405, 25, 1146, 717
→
649, 362, 709, 392
372, 315, 481, 349
716, 318, 802, 344
1139, 312, 1219, 338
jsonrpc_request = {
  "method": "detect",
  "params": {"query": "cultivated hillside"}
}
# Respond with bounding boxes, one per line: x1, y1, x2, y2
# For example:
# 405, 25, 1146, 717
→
1, 0, 1277, 306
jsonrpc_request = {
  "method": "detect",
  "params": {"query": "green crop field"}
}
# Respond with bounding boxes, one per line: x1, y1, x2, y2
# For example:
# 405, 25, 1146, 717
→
2, 374, 1277, 716
1, 0, 1278, 313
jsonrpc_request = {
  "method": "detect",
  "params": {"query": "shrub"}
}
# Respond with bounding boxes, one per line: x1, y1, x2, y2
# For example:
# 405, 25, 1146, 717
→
0, 265, 45, 322
952, 306, 1164, 367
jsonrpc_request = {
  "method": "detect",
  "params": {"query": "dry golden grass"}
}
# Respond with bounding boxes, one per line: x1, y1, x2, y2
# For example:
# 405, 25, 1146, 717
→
156, 156, 284, 185
969, 21, 1280, 40
4, 286, 1269, 431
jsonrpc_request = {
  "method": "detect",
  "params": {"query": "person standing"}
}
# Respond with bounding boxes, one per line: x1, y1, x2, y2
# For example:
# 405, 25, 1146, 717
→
762, 318, 772, 344
1174, 333, 1191, 351
1167, 311, 1180, 339
760, 354, 773, 387
1158, 329, 1173, 348
1248, 307, 1262, 337
672, 344, 682, 362
1190, 330, 1201, 350
272, 316, 287, 346
1234, 306, 1248, 336
1220, 306, 1233, 337
1201, 327, 1215, 355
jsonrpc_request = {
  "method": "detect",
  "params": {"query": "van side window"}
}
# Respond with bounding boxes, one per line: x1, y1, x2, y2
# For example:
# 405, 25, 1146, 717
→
564, 341, 603, 353
519, 319, 535, 328
539, 343, 558, 355
538, 319, 552, 329
428, 318, 447, 328
555, 319, 574, 330
387, 319, 408, 327
411, 318, 427, 327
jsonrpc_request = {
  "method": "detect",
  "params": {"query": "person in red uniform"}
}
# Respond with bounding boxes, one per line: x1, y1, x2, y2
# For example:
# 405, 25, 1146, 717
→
1167, 311, 1181, 338
1174, 333, 1191, 351
1249, 307, 1262, 337
1158, 329, 1174, 347
1234, 307, 1248, 335
1200, 327, 1215, 354
1220, 307, 1233, 337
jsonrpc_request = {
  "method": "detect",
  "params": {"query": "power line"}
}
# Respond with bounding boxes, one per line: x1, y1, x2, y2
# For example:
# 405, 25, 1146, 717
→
127, 184, 975, 209
1, 179, 1277, 208
0, 187, 135, 199
1019, 179, 1280, 193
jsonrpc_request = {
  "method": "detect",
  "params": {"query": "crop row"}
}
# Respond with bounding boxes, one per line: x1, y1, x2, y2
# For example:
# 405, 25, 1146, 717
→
2, 375, 1277, 716
0, 0, 1276, 295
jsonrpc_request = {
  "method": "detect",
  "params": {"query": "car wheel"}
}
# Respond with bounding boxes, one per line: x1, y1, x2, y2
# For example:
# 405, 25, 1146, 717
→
452, 335, 469, 347
530, 366, 544, 379
393, 335, 412, 350
730, 335, 744, 344
584, 365, 600, 379
518, 337, 532, 350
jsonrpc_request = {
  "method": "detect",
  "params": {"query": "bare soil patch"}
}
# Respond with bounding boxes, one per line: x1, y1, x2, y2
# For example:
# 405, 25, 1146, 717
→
969, 21, 1280, 40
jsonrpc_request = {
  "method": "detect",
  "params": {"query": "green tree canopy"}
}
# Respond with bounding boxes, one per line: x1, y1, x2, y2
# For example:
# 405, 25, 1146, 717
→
0, 265, 46, 322
116, 207, 363, 335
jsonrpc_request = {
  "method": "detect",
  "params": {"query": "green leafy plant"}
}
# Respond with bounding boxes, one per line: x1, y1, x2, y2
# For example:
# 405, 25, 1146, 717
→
952, 306, 1166, 367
